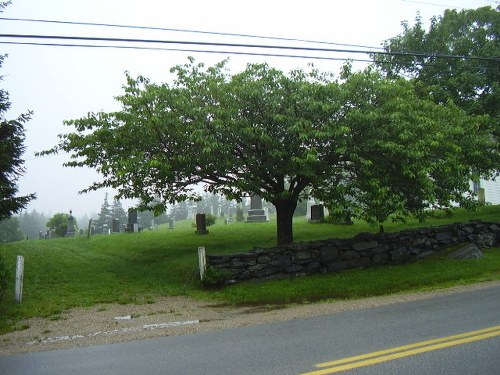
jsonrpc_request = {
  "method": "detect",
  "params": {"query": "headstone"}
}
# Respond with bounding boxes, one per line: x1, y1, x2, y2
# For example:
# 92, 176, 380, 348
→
309, 204, 325, 223
246, 195, 268, 223
39, 231, 43, 240
127, 209, 138, 233
195, 213, 209, 235
65, 210, 75, 236
112, 218, 120, 233
168, 218, 174, 229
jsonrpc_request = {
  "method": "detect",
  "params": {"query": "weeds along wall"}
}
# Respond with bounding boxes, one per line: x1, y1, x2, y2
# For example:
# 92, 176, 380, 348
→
206, 221, 500, 284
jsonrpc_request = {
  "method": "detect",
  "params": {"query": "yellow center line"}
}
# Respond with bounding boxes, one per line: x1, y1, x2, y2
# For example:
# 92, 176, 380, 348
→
301, 325, 500, 375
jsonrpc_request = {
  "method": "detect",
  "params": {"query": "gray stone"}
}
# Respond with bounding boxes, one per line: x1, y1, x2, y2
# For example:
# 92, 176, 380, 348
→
352, 240, 379, 251
271, 254, 292, 268
435, 231, 453, 241
285, 264, 304, 273
295, 251, 312, 260
448, 243, 484, 260
319, 246, 339, 263
340, 250, 360, 260
475, 233, 496, 248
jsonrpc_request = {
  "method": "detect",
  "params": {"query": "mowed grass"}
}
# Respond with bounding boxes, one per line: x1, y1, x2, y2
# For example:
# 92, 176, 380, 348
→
0, 205, 499, 334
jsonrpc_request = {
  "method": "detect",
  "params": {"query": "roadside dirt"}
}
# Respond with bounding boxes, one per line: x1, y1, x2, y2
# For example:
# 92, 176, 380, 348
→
1, 280, 499, 355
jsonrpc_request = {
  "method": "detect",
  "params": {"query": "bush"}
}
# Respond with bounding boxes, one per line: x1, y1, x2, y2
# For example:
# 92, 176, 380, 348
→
0, 253, 9, 302
205, 214, 217, 227
201, 266, 231, 289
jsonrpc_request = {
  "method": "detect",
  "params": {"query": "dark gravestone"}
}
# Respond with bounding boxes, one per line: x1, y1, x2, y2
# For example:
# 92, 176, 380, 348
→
246, 195, 268, 223
195, 213, 209, 235
112, 218, 120, 233
309, 204, 324, 223
127, 209, 138, 233
65, 210, 75, 236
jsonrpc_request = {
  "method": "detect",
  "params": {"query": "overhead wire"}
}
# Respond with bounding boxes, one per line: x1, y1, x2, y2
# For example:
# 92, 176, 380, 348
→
0, 16, 384, 51
0, 33, 498, 63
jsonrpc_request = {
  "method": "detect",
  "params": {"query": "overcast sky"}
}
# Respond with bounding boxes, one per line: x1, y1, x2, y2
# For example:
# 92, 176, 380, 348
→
1, 0, 497, 218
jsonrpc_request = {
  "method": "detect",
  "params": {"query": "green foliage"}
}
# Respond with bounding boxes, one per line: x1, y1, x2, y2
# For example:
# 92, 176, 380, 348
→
0, 56, 35, 220
46, 212, 76, 237
0, 216, 24, 243
374, 5, 500, 148
42, 59, 499, 244
0, 252, 8, 302
205, 213, 217, 226
201, 266, 231, 289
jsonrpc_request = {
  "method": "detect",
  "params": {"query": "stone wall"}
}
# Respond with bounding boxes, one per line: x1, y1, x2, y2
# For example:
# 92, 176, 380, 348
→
206, 221, 500, 284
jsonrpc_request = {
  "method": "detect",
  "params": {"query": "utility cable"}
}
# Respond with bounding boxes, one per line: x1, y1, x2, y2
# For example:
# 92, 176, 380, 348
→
1, 33, 498, 63
0, 16, 383, 51
0, 40, 375, 63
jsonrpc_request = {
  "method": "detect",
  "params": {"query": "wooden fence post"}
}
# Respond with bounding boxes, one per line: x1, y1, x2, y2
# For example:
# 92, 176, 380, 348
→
15, 255, 24, 304
198, 247, 206, 281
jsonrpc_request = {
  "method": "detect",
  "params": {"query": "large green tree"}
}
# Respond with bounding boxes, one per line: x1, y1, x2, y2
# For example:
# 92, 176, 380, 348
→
373, 6, 500, 141
44, 60, 498, 244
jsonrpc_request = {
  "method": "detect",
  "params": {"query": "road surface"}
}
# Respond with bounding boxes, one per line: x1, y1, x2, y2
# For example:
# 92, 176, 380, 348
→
1, 284, 499, 374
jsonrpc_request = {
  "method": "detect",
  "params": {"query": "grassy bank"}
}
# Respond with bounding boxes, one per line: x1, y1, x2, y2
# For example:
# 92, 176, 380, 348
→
0, 205, 499, 334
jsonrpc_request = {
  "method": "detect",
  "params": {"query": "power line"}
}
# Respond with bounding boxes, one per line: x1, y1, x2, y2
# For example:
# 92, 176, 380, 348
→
0, 16, 384, 51
0, 40, 375, 63
1, 33, 498, 63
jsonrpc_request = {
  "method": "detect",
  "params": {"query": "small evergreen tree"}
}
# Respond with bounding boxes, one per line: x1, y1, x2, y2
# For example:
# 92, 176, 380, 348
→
111, 199, 127, 228
95, 193, 113, 233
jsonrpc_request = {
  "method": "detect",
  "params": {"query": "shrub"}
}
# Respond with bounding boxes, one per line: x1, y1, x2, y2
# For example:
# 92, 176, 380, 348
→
201, 266, 232, 289
205, 214, 217, 227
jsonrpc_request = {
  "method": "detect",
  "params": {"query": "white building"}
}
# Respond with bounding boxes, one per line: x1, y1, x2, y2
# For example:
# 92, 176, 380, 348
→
475, 178, 500, 205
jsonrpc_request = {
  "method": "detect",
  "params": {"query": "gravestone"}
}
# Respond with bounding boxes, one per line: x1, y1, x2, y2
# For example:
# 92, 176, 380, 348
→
309, 204, 325, 223
112, 218, 120, 233
195, 213, 209, 235
127, 208, 138, 233
65, 210, 75, 236
168, 218, 174, 229
246, 195, 268, 223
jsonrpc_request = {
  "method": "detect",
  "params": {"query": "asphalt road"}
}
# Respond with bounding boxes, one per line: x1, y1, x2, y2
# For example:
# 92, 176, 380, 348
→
1, 285, 499, 375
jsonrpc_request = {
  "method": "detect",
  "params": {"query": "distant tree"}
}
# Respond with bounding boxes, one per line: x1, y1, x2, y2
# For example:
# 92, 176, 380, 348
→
235, 205, 244, 222
374, 6, 500, 147
0, 54, 35, 220
171, 201, 188, 221
95, 193, 113, 233
18, 209, 47, 239
43, 59, 499, 244
0, 216, 24, 242
111, 199, 127, 227
47, 212, 75, 237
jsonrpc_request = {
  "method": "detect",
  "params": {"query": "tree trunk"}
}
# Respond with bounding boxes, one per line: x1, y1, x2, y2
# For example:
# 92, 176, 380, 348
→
273, 199, 298, 245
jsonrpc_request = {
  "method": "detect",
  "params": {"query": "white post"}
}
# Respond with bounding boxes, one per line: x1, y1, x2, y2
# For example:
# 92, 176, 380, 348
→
15, 255, 24, 304
198, 247, 206, 281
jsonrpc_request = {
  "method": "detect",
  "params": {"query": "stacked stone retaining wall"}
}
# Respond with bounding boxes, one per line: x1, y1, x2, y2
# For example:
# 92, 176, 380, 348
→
206, 221, 500, 284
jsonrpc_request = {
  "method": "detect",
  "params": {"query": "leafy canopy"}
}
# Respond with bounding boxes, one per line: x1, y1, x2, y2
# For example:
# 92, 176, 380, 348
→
43, 59, 499, 243
374, 6, 500, 140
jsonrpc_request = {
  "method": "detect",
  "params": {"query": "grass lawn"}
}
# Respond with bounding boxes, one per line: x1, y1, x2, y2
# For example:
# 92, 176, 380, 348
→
0, 205, 499, 334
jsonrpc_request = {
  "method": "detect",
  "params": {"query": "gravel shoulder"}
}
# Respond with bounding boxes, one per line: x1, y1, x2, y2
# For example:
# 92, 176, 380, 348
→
1, 280, 499, 355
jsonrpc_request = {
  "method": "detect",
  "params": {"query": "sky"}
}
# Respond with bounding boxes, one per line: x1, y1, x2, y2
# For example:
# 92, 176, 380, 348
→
1, 0, 497, 218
